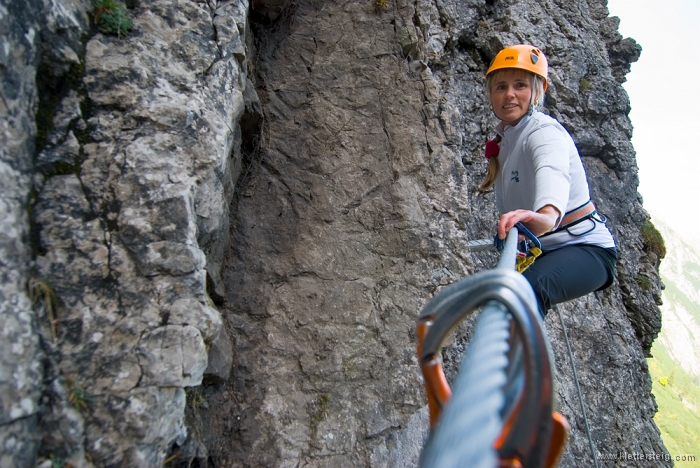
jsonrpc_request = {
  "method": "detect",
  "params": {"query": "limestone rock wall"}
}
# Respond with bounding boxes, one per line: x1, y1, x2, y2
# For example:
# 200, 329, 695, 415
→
2, 0, 258, 465
0, 0, 667, 466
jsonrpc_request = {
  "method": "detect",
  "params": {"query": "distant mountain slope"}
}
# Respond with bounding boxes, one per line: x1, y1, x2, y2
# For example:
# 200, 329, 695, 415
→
653, 218, 700, 378
646, 216, 700, 461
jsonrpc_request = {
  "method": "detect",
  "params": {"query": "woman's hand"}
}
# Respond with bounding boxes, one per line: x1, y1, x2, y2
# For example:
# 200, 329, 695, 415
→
497, 205, 561, 239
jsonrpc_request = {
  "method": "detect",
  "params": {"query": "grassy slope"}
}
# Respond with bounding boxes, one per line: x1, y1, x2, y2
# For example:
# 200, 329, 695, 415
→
646, 224, 700, 465
648, 342, 700, 465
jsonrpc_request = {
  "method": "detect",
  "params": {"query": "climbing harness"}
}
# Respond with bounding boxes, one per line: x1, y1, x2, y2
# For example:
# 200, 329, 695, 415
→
417, 226, 569, 467
540, 200, 606, 238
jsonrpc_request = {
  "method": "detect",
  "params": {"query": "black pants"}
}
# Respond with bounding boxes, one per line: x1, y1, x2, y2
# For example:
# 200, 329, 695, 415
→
523, 244, 617, 318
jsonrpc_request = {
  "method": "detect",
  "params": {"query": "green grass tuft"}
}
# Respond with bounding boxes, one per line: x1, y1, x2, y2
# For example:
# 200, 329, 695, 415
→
641, 219, 667, 259
637, 273, 652, 290
63, 375, 95, 413
186, 387, 208, 410
311, 393, 329, 425
28, 276, 59, 343
580, 78, 591, 93
95, 0, 133, 38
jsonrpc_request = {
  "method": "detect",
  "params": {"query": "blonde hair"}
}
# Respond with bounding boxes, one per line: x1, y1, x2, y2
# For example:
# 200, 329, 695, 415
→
479, 70, 546, 191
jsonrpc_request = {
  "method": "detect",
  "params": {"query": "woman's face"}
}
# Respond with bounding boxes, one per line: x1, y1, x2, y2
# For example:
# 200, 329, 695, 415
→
489, 69, 533, 126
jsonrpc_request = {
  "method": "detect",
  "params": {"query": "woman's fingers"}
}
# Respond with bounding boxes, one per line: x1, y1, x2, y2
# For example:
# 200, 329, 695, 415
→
498, 210, 536, 238
498, 207, 559, 239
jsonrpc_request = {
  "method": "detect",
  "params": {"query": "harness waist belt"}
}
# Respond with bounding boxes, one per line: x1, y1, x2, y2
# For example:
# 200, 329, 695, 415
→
559, 200, 596, 229
540, 200, 599, 239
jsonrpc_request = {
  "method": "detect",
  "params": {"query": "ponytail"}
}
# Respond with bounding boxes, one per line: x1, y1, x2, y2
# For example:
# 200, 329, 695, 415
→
479, 135, 501, 191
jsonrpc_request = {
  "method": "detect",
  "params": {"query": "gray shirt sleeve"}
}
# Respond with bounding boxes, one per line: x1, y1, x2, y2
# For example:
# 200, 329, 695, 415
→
526, 125, 571, 227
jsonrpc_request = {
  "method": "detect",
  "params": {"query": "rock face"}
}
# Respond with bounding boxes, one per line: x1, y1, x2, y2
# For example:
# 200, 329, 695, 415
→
0, 0, 668, 466
2, 0, 256, 465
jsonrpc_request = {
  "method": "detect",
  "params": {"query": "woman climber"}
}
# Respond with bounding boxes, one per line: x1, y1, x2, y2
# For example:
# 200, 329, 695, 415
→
480, 44, 617, 317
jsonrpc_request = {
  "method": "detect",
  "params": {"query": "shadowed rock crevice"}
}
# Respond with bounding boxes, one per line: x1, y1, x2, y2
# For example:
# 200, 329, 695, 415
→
193, 1, 470, 465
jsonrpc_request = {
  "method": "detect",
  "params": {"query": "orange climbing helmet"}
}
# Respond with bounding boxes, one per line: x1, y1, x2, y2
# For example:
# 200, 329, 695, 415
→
486, 44, 548, 90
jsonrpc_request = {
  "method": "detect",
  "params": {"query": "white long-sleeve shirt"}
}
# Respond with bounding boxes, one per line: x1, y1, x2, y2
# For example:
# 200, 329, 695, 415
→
494, 111, 615, 250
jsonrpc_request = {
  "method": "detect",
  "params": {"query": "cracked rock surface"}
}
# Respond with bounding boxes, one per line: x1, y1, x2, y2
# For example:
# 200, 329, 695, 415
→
2, 0, 253, 465
1, 0, 667, 466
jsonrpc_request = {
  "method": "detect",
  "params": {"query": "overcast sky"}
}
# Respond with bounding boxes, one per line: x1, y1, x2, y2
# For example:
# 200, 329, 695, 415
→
607, 0, 700, 241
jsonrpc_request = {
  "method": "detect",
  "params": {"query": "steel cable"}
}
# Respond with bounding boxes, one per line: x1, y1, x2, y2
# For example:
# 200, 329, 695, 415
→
419, 304, 510, 467
418, 227, 558, 467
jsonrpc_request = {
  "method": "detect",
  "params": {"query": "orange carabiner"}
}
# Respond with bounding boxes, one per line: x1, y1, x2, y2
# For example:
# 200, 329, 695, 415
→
417, 314, 569, 468
416, 317, 451, 428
